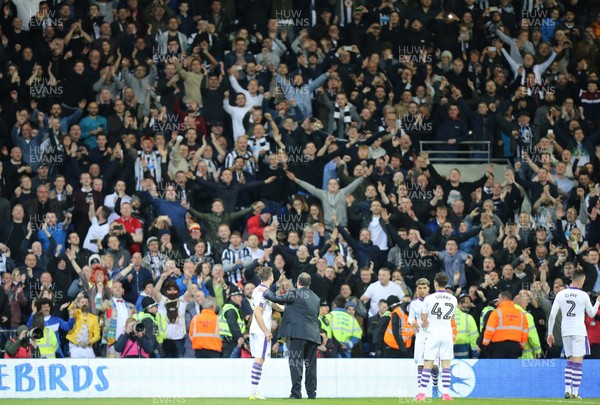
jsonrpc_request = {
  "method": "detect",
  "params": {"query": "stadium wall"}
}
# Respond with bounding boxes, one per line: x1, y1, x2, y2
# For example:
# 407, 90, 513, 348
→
1, 358, 598, 398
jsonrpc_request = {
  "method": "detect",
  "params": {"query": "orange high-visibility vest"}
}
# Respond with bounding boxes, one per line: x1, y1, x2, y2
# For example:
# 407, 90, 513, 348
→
189, 309, 222, 352
384, 306, 415, 350
482, 301, 529, 348
452, 318, 457, 343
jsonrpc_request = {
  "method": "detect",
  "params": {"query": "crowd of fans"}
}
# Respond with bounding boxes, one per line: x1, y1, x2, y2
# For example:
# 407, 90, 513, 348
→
1, 0, 600, 359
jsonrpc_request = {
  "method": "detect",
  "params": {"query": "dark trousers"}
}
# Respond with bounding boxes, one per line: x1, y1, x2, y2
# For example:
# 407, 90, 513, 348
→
162, 338, 185, 358
195, 349, 222, 358
546, 345, 563, 359
488, 341, 522, 359
222, 340, 236, 358
383, 345, 411, 358
588, 344, 600, 359
288, 338, 318, 399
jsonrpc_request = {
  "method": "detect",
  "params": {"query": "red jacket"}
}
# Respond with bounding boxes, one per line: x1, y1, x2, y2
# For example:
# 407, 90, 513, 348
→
586, 308, 600, 345
247, 214, 266, 243
4, 339, 32, 358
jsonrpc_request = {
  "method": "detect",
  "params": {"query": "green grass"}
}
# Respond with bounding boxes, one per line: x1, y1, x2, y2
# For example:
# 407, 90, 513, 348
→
3, 398, 600, 405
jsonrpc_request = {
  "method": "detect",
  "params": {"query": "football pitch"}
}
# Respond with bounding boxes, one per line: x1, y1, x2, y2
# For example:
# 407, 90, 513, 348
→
4, 399, 600, 405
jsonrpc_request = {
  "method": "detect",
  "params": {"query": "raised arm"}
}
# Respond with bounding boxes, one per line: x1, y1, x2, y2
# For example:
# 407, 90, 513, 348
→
263, 288, 296, 304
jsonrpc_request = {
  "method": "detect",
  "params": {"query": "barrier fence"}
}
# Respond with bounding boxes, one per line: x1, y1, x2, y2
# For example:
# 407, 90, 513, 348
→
419, 141, 492, 163
1, 358, 599, 398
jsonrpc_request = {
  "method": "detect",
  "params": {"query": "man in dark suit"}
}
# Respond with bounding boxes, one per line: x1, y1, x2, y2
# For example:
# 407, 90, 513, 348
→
264, 272, 320, 399
582, 249, 600, 292
185, 290, 205, 358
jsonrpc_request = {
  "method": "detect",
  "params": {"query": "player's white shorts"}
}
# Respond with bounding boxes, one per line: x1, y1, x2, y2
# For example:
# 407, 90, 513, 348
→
423, 333, 454, 361
250, 333, 271, 359
563, 335, 590, 358
414, 334, 426, 366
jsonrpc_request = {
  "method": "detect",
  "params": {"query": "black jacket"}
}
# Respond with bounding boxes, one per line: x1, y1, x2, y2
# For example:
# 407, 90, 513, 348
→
583, 263, 599, 293
265, 287, 320, 344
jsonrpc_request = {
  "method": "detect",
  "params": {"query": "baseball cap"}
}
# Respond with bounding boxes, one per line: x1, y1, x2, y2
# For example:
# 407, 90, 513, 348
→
142, 297, 157, 311
230, 287, 243, 297
157, 229, 171, 238
260, 207, 273, 215
386, 295, 400, 307
320, 300, 329, 307
88, 254, 101, 266
146, 236, 158, 247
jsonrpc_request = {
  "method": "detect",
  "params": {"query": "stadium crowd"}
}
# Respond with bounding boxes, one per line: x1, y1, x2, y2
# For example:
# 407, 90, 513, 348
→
1, 0, 600, 360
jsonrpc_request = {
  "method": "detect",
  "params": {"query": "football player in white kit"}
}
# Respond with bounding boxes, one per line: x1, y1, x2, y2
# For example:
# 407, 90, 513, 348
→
417, 273, 457, 402
249, 267, 277, 400
408, 278, 441, 398
548, 269, 600, 400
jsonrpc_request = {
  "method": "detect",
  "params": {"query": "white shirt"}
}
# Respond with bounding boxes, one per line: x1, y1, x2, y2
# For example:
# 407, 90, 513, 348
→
408, 298, 427, 336
421, 291, 457, 335
114, 298, 129, 339
159, 296, 187, 340
549, 286, 600, 337
15, 0, 40, 30
223, 102, 252, 141
104, 193, 132, 213
250, 284, 272, 335
363, 281, 403, 317
83, 217, 110, 253
368, 215, 388, 250
248, 247, 264, 261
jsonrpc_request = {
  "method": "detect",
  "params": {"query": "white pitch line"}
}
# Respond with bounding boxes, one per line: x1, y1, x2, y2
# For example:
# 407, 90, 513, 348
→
476, 398, 600, 404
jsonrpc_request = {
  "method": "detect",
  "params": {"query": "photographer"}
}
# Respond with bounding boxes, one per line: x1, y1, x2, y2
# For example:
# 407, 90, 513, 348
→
114, 317, 154, 358
4, 325, 40, 358
134, 297, 167, 357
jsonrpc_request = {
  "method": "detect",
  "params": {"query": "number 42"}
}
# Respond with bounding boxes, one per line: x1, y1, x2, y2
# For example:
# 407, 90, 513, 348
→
431, 303, 454, 320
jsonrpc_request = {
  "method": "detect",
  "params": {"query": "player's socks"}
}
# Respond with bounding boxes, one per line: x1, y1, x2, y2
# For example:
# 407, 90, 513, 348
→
251, 362, 263, 394
419, 368, 431, 392
571, 362, 582, 396
432, 366, 439, 388
442, 368, 451, 394
417, 367, 423, 388
565, 360, 574, 394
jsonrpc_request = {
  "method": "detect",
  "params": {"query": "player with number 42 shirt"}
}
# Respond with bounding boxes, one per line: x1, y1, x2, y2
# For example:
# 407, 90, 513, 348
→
417, 273, 457, 402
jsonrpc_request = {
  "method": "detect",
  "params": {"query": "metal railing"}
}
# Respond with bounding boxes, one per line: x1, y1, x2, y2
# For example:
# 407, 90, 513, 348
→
419, 141, 491, 163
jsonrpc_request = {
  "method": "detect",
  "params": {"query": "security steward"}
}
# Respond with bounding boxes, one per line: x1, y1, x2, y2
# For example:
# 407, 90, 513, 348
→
481, 291, 529, 358
189, 296, 222, 358
382, 295, 415, 358
319, 300, 332, 340
330, 296, 362, 358
454, 294, 479, 358
218, 287, 247, 357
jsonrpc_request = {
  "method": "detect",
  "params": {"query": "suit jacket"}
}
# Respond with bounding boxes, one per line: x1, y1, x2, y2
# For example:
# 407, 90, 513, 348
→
185, 301, 201, 332
265, 287, 320, 344
583, 263, 599, 293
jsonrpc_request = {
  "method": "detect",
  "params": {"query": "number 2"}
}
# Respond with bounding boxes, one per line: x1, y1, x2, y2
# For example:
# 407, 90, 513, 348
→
566, 300, 576, 317
431, 303, 454, 320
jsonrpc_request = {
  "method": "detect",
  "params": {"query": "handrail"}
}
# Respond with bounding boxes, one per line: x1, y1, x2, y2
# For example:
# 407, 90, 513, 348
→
419, 141, 491, 163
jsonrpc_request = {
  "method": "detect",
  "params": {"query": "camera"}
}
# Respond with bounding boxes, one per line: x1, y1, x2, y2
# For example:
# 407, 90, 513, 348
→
133, 322, 145, 334
27, 327, 43, 340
